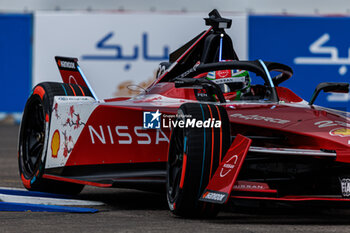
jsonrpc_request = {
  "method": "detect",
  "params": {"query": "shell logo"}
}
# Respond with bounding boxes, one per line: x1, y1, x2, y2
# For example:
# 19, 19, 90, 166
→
51, 130, 60, 158
330, 128, 350, 137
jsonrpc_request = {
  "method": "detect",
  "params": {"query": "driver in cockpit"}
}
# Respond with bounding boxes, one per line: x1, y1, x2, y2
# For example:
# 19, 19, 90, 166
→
202, 69, 266, 102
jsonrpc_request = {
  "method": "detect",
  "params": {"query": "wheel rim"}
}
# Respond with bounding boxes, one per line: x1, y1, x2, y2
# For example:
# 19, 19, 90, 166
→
167, 126, 185, 203
21, 95, 45, 177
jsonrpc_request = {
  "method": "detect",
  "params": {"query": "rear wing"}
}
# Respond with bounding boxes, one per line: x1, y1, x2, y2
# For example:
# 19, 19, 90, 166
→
54, 56, 98, 100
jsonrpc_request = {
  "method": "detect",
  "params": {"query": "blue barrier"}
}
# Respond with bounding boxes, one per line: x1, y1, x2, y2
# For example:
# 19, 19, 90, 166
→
249, 15, 350, 111
0, 14, 32, 114
0, 187, 101, 212
0, 202, 98, 213
1, 14, 350, 114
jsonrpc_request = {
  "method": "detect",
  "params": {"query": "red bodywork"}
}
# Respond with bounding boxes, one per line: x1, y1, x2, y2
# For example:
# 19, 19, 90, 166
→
43, 20, 350, 206
43, 78, 350, 203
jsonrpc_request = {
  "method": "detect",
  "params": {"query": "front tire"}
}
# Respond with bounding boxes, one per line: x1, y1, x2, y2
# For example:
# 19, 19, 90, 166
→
18, 82, 92, 195
166, 103, 231, 218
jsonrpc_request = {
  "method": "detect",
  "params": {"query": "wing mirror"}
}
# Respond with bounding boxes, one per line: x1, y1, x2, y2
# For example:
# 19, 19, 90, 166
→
309, 82, 349, 105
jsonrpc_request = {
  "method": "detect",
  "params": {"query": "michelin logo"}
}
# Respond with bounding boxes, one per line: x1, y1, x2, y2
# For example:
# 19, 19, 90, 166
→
143, 110, 161, 129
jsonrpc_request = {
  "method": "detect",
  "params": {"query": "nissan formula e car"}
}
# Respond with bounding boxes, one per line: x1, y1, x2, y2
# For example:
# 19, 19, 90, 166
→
18, 10, 350, 218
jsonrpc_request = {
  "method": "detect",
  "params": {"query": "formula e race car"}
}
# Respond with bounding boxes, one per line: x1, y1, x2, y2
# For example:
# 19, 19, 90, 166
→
19, 10, 350, 218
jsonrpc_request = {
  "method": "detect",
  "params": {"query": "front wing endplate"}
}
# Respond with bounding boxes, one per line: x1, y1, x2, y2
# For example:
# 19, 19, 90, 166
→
199, 134, 251, 204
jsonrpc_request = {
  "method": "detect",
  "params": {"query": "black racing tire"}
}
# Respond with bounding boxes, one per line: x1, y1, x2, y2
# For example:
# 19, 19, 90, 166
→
166, 103, 231, 218
18, 82, 93, 195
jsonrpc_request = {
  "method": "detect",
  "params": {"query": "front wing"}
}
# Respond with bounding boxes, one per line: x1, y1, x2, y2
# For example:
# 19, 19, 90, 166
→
200, 135, 350, 206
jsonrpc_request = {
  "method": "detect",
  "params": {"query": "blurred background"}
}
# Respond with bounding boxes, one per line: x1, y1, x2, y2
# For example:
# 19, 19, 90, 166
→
1, 0, 350, 123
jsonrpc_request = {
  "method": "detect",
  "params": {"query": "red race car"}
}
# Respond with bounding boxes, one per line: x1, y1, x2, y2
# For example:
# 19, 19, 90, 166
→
18, 10, 350, 218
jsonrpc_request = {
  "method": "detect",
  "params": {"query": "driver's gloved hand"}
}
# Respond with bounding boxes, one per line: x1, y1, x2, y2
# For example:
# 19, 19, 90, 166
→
251, 85, 266, 97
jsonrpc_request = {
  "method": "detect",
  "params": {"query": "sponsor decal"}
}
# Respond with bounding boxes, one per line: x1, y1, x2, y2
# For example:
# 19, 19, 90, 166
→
202, 191, 226, 202
233, 183, 267, 190
82, 32, 169, 72
51, 130, 60, 158
250, 16, 350, 108
220, 155, 238, 177
69, 75, 78, 85
59, 60, 75, 69
217, 70, 230, 78
212, 77, 245, 85
195, 89, 208, 98
88, 125, 169, 145
143, 110, 161, 129
330, 128, 350, 137
340, 178, 350, 197
294, 33, 350, 76
314, 120, 348, 128
230, 113, 290, 124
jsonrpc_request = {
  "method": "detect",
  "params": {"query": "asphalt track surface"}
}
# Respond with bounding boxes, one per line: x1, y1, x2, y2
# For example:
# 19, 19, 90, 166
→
2, 125, 350, 232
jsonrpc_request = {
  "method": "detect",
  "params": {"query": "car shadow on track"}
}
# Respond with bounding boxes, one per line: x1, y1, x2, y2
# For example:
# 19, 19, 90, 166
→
79, 187, 350, 224
78, 186, 169, 211
210, 203, 350, 225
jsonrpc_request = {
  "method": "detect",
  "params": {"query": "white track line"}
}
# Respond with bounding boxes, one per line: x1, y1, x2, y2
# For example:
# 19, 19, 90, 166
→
0, 187, 27, 191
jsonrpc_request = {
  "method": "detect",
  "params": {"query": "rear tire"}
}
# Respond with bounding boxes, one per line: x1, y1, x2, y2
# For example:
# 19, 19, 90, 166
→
18, 82, 93, 195
166, 103, 231, 218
